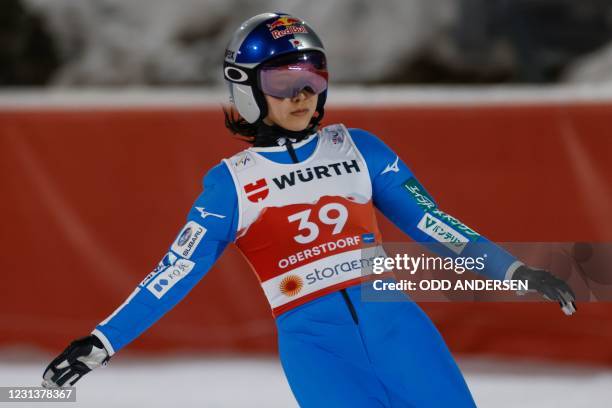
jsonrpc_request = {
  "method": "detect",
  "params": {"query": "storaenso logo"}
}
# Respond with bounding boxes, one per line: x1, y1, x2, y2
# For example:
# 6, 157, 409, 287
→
305, 256, 377, 285
273, 160, 361, 190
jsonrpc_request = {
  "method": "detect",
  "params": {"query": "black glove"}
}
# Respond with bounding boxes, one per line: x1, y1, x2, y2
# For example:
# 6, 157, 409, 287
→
512, 265, 577, 316
42, 335, 110, 388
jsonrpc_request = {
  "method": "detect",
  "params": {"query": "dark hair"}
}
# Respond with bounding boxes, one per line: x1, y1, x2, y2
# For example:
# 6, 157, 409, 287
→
222, 105, 258, 143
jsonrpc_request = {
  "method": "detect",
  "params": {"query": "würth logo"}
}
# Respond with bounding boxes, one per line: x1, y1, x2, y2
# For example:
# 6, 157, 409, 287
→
244, 178, 269, 202
242, 160, 360, 203
273, 160, 361, 190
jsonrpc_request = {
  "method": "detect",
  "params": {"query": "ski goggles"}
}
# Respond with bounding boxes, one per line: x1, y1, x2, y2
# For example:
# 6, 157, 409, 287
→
259, 51, 328, 99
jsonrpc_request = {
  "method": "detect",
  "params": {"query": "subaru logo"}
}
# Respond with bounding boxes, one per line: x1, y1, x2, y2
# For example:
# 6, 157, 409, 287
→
178, 228, 193, 246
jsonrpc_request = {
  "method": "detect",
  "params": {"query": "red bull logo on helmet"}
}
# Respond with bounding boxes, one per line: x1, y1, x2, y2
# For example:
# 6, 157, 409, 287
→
267, 16, 308, 40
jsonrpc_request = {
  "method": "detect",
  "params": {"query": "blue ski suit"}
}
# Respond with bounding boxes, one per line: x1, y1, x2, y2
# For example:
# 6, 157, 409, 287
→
93, 127, 520, 407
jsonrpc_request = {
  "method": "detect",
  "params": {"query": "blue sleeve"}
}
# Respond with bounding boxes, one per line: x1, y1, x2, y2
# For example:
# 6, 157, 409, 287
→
92, 162, 238, 355
350, 128, 521, 281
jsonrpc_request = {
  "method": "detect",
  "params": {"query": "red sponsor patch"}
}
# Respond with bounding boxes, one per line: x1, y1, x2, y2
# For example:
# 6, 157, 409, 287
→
267, 16, 308, 40
244, 178, 269, 202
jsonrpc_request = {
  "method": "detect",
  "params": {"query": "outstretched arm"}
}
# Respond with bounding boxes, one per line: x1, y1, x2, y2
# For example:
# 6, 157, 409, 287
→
351, 128, 519, 280
350, 128, 575, 313
43, 162, 238, 387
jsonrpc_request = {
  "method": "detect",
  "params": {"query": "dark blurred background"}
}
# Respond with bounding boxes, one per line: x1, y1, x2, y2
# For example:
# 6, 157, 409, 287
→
3, 3, 612, 406
3, 0, 612, 87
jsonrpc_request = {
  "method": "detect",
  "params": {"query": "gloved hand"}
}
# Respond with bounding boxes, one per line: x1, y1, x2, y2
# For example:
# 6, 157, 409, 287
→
42, 334, 110, 388
512, 265, 577, 316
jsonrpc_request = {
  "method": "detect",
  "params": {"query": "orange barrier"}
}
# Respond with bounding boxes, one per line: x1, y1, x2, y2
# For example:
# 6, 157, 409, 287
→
1, 103, 611, 364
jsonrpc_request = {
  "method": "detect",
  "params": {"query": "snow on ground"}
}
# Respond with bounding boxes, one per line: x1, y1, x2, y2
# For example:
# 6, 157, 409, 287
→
1, 353, 610, 407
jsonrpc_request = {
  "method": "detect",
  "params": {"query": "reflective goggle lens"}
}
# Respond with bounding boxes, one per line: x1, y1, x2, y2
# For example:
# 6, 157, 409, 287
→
259, 53, 328, 99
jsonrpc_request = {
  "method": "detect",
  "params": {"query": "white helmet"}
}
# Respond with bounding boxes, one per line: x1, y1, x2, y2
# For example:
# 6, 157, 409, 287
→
223, 12, 328, 127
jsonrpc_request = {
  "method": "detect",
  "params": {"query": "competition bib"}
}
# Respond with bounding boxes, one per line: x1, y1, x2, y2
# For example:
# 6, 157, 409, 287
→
224, 124, 382, 316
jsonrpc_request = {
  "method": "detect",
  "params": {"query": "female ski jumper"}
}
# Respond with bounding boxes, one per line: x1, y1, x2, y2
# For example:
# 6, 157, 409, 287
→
92, 125, 521, 407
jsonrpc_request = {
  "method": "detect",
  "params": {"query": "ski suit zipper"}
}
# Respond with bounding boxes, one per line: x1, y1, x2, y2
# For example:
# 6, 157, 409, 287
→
340, 288, 359, 324
285, 138, 359, 325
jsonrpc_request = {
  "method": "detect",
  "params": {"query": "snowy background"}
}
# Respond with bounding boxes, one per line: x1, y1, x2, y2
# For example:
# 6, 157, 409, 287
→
3, 0, 612, 86
2, 1, 612, 407
3, 352, 612, 408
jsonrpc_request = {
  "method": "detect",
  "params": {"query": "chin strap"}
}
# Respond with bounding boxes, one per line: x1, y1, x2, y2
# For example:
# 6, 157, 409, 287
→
253, 121, 319, 163
254, 123, 313, 147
